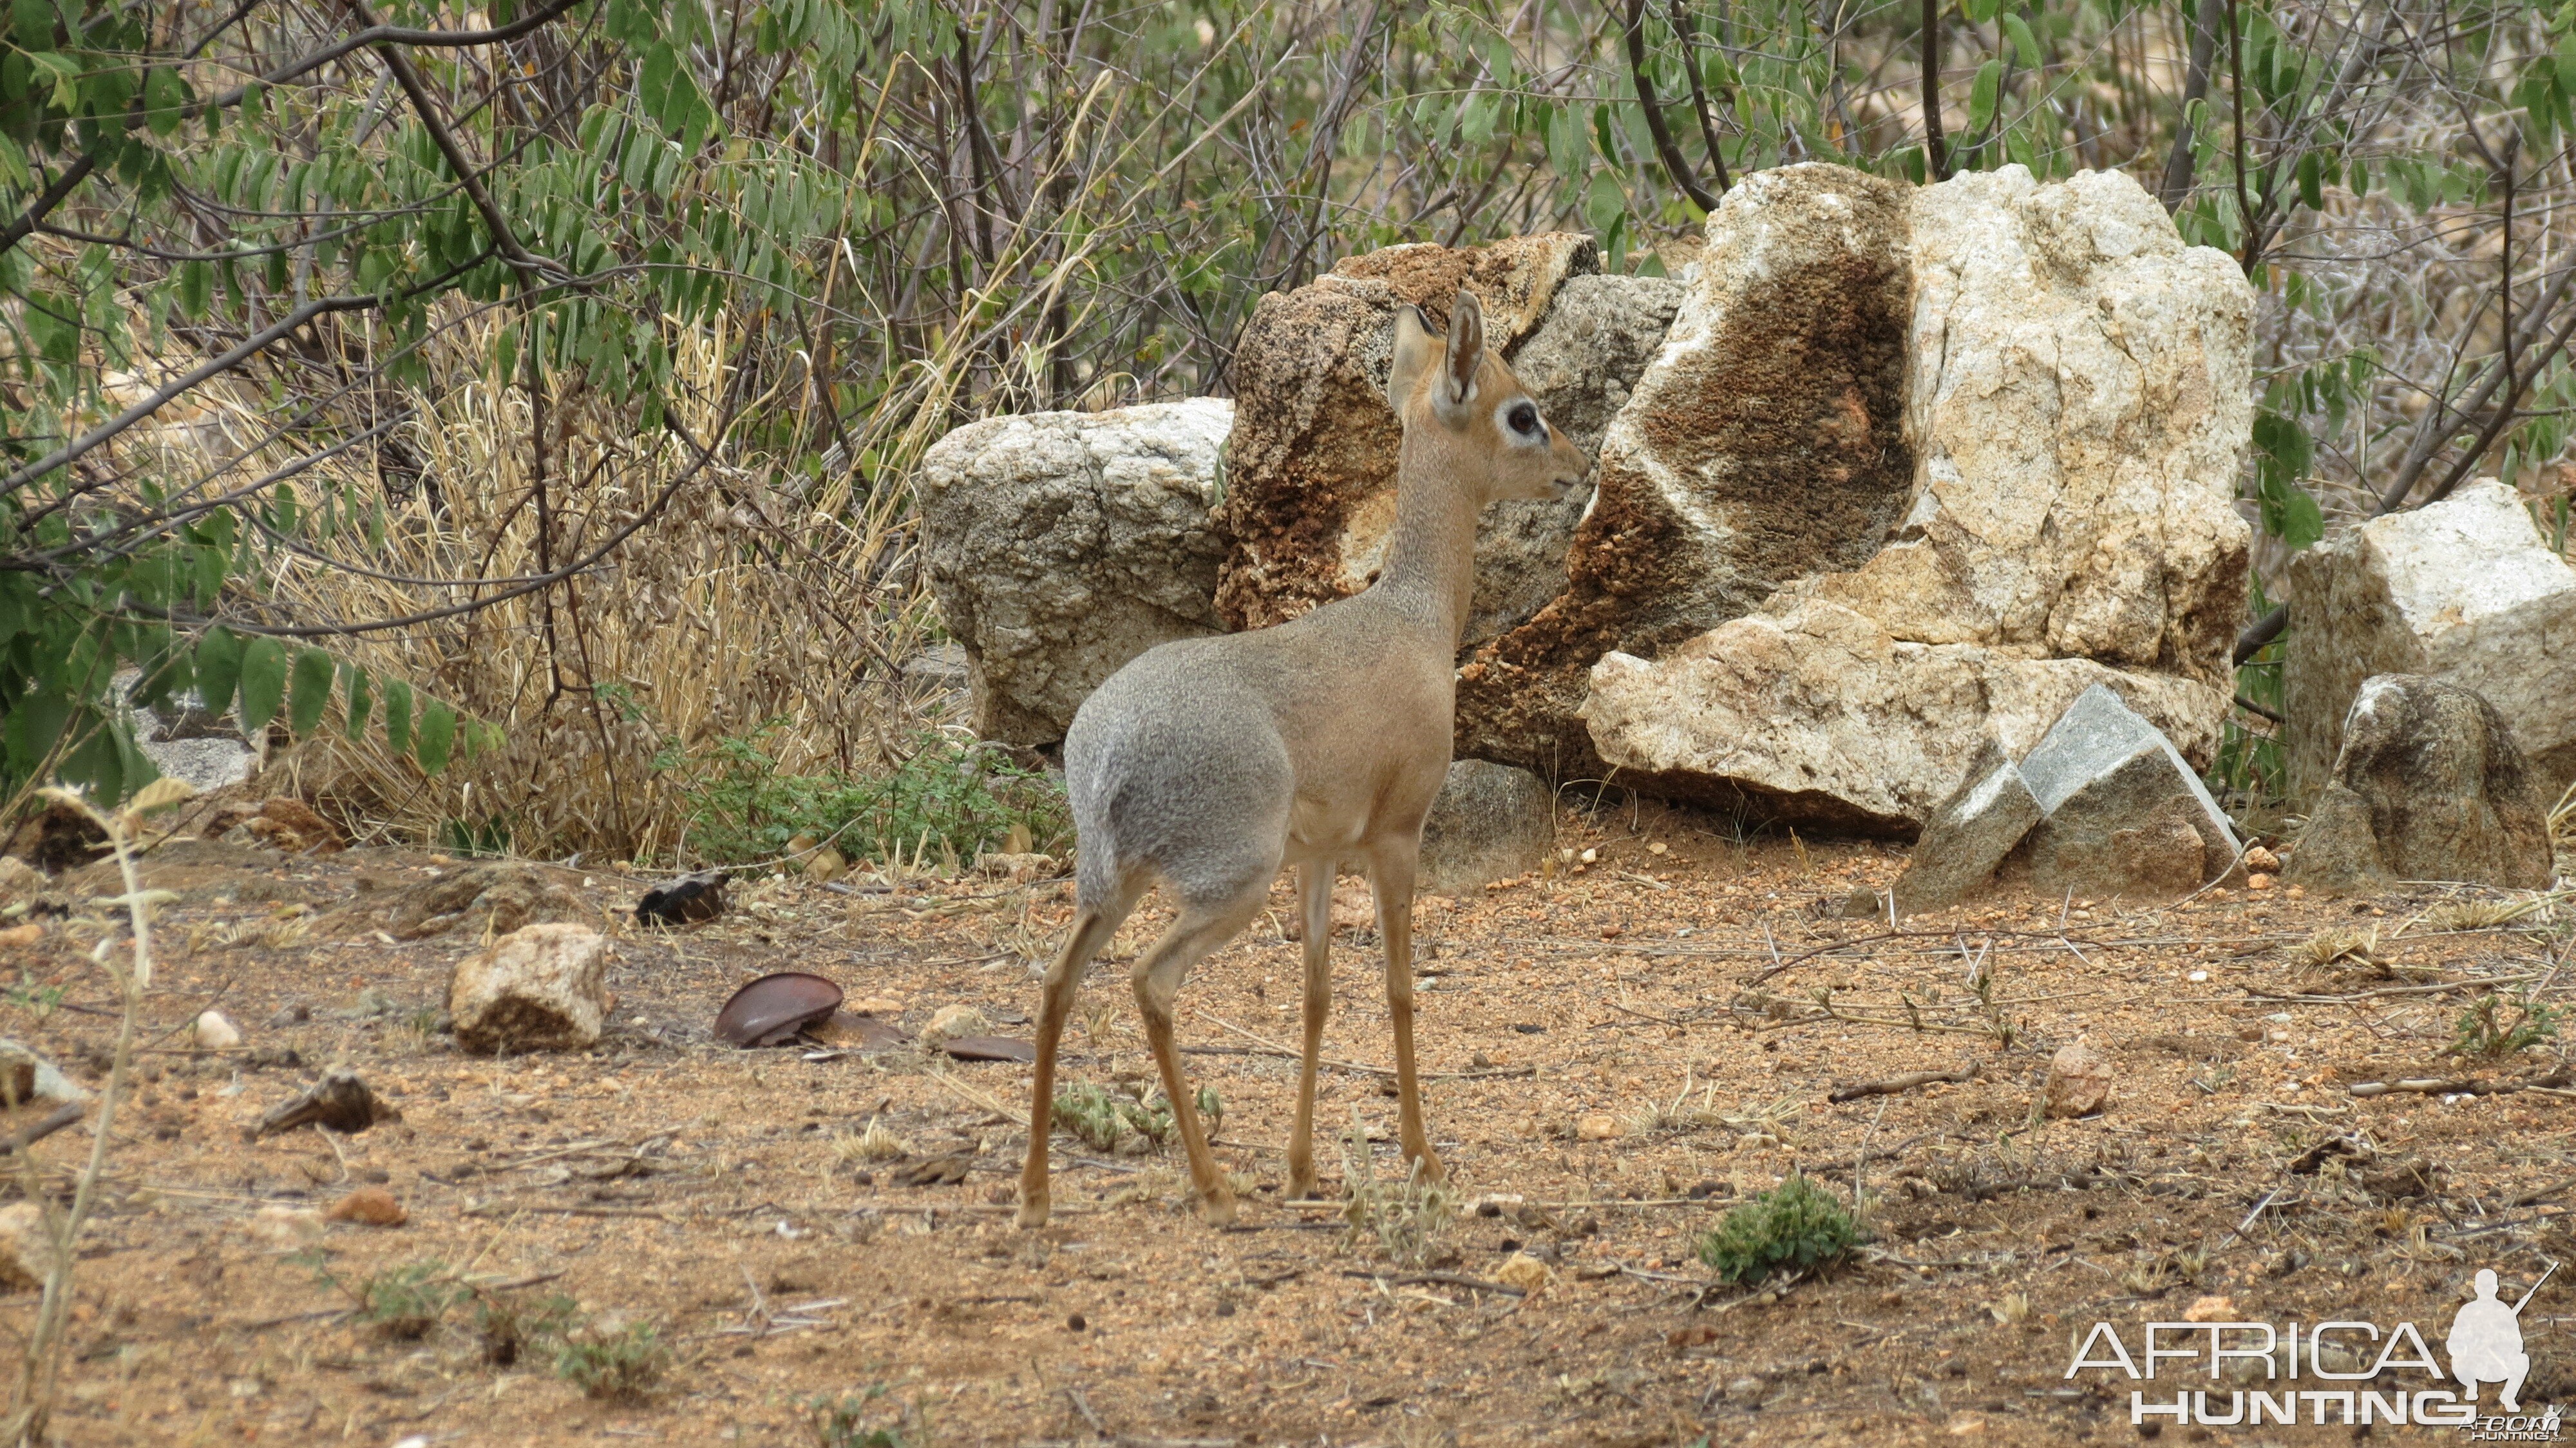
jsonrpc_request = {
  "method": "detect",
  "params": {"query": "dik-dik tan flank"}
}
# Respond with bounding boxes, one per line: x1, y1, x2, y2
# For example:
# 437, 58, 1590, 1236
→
1018, 291, 1590, 1228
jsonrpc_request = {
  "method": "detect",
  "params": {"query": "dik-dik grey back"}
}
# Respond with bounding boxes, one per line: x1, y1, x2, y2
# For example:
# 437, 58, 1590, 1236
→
1017, 291, 1589, 1228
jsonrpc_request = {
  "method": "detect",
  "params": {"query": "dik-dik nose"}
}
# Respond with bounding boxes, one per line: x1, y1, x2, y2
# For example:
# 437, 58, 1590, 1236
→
1551, 440, 1592, 495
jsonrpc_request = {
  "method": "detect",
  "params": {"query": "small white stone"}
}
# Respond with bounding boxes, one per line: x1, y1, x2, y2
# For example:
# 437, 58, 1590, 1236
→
191, 1010, 240, 1051
0, 1202, 57, 1288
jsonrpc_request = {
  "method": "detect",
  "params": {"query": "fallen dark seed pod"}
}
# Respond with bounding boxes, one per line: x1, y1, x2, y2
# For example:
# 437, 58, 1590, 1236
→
891, 1150, 974, 1187
635, 870, 727, 928
938, 1034, 1036, 1063
254, 1069, 397, 1139
713, 972, 844, 1047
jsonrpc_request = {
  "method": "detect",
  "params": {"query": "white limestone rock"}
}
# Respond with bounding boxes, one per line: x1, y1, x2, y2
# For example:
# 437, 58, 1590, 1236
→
1582, 603, 2226, 832
2283, 479, 2576, 803
1578, 165, 2253, 831
920, 399, 1235, 746
447, 924, 609, 1054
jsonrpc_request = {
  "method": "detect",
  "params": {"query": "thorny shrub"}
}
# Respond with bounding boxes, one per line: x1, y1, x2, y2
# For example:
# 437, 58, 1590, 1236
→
1697, 1173, 1868, 1286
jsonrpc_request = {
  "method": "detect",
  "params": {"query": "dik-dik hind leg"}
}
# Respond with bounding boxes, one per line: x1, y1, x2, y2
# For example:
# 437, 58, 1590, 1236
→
1367, 842, 1443, 1185
1130, 886, 1267, 1226
1018, 882, 1144, 1230
1285, 861, 1336, 1200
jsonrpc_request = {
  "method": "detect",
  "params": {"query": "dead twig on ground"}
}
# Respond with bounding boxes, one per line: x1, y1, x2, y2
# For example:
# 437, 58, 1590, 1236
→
1827, 1065, 1978, 1103
1337, 1268, 1526, 1297
2349, 1069, 2572, 1098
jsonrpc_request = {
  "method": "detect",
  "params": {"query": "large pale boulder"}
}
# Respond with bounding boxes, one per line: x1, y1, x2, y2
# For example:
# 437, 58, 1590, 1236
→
2284, 675, 2553, 894
1569, 164, 2251, 829
1458, 165, 1919, 778
448, 924, 609, 1054
1584, 609, 2224, 831
1461, 274, 1687, 643
920, 399, 1234, 747
2282, 479, 2576, 805
1211, 233, 1679, 648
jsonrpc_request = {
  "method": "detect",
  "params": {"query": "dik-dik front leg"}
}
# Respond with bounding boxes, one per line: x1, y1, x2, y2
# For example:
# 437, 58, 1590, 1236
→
1368, 841, 1443, 1183
1285, 861, 1335, 1200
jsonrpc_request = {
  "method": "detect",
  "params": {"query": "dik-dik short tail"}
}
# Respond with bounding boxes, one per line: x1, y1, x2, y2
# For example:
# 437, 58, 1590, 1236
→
1017, 290, 1588, 1229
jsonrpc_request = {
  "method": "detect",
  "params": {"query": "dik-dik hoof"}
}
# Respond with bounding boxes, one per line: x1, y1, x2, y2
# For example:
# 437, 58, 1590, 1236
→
1015, 1194, 1050, 1230
1197, 1188, 1239, 1228
1410, 1149, 1448, 1185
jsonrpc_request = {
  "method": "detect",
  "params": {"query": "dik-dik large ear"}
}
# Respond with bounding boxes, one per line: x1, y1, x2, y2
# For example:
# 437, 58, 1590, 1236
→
1385, 304, 1439, 415
1442, 291, 1485, 409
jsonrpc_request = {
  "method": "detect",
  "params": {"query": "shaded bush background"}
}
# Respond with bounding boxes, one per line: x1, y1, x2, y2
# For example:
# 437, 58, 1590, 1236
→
6, 0, 2574, 862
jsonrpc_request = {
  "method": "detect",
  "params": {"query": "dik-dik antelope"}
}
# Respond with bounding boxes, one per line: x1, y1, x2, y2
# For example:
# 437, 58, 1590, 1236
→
1018, 291, 1589, 1228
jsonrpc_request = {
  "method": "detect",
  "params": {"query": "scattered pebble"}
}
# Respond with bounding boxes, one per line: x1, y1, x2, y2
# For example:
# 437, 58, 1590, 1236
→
191, 1011, 240, 1051
2182, 1294, 2235, 1323
2043, 1040, 2115, 1119
2247, 872, 2275, 890
2242, 846, 2282, 873
1575, 1114, 1620, 1141
0, 1203, 57, 1288
920, 1004, 990, 1043
0, 923, 39, 949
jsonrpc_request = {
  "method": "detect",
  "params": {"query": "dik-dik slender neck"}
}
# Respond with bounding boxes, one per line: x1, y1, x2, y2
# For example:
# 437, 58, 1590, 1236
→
1372, 424, 1484, 647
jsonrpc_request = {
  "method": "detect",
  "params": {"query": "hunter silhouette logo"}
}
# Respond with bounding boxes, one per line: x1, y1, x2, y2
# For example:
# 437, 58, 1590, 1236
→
2452, 1265, 2551, 1413
2062, 1260, 2562, 1433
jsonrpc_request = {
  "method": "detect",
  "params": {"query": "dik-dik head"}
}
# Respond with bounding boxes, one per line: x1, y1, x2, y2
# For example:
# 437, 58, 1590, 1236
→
1386, 291, 1590, 503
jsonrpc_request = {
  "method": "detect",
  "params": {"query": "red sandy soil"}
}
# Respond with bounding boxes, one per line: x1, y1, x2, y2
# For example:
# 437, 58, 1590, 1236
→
0, 801, 2568, 1447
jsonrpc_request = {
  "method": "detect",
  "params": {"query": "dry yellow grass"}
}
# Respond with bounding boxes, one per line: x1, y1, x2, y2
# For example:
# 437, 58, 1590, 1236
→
170, 311, 961, 862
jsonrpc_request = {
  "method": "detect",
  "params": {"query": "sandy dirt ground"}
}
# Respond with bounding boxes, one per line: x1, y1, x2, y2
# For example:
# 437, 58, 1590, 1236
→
1, 801, 2570, 1447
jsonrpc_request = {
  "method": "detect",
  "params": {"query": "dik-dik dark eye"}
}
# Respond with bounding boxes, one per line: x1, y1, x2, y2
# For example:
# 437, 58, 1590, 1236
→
1508, 402, 1542, 437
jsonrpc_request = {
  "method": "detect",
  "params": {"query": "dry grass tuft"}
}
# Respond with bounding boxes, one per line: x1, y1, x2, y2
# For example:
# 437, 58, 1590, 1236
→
2412, 895, 2556, 934
1339, 1109, 1453, 1268
2295, 924, 2382, 971
193, 311, 947, 863
836, 1118, 911, 1166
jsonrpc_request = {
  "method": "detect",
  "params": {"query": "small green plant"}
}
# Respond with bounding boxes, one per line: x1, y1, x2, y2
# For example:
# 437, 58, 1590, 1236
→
1339, 1109, 1452, 1267
5, 976, 63, 1018
654, 725, 1069, 870
1050, 1083, 1222, 1153
2455, 993, 2561, 1060
346, 1261, 468, 1340
811, 1386, 921, 1447
1696, 1173, 1866, 1286
553, 1321, 670, 1403
439, 815, 516, 859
